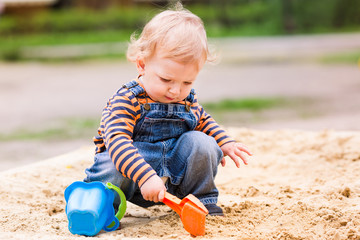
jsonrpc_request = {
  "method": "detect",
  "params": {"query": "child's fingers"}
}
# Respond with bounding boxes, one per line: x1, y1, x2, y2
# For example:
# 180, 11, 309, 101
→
227, 151, 241, 168
158, 189, 165, 202
235, 148, 249, 165
235, 142, 253, 156
221, 157, 226, 167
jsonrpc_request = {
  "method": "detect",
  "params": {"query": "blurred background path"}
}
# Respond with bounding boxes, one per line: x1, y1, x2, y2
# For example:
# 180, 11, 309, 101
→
1, 33, 360, 170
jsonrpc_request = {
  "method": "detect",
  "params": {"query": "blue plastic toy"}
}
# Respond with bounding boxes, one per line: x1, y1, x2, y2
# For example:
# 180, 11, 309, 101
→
64, 181, 127, 236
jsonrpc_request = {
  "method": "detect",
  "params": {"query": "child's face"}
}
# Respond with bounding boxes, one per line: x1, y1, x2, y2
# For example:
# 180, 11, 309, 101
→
137, 52, 203, 103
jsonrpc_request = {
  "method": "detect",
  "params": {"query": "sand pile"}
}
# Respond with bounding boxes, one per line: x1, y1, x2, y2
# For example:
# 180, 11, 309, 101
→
1, 128, 359, 239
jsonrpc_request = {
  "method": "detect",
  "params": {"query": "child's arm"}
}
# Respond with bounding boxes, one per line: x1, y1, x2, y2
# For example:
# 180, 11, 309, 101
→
194, 102, 235, 147
220, 142, 252, 167
101, 88, 168, 202
101, 89, 158, 191
193, 97, 252, 166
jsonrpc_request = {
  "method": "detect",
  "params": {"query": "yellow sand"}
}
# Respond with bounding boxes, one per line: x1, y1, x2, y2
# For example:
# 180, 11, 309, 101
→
1, 128, 360, 239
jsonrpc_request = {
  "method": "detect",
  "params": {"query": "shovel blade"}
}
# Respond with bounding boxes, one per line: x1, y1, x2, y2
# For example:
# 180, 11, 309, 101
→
163, 192, 208, 236
182, 194, 208, 215
181, 202, 207, 236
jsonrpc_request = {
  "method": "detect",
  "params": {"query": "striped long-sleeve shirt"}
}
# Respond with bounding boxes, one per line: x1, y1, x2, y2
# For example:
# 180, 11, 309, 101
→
94, 79, 234, 187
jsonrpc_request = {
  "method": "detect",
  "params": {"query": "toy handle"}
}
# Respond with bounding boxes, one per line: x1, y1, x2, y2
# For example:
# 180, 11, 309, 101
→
103, 182, 127, 231
162, 192, 182, 215
103, 216, 119, 232
106, 182, 127, 220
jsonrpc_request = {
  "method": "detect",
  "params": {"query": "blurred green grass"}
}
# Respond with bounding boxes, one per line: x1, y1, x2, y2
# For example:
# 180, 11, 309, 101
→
319, 51, 360, 64
203, 97, 319, 127
1, 1, 360, 62
0, 30, 130, 61
203, 97, 287, 112
0, 118, 99, 141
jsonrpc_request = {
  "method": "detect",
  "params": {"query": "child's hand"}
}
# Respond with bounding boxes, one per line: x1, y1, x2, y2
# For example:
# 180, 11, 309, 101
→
140, 175, 166, 202
220, 142, 252, 168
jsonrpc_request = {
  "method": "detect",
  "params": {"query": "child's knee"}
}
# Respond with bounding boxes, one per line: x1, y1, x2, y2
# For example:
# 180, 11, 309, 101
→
178, 131, 223, 168
181, 131, 221, 155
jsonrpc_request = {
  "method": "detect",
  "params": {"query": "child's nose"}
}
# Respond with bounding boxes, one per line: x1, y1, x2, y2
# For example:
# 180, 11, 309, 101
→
169, 85, 180, 95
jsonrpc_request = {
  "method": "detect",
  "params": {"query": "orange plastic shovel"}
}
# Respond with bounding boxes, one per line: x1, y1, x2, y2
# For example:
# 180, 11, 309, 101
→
162, 192, 209, 236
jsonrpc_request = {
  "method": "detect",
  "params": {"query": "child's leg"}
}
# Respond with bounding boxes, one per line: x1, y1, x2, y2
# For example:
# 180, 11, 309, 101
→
166, 131, 223, 206
84, 151, 137, 207
84, 150, 162, 208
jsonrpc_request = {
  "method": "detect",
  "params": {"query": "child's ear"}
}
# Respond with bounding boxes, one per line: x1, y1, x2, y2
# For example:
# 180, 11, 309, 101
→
136, 58, 146, 75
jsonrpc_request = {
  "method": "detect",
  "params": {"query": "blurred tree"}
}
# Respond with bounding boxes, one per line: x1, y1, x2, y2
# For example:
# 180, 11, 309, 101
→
333, 0, 360, 28
281, 0, 295, 33
52, 0, 72, 9
52, 0, 135, 9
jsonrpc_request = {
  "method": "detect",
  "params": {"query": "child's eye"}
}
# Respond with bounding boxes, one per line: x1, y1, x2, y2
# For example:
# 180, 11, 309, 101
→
160, 77, 171, 82
184, 82, 193, 85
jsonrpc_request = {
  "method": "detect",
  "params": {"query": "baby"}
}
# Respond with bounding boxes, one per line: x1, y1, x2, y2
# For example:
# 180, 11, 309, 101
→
84, 4, 252, 216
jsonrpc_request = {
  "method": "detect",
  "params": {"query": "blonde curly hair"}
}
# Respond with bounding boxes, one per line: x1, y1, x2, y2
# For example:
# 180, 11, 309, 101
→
126, 3, 215, 64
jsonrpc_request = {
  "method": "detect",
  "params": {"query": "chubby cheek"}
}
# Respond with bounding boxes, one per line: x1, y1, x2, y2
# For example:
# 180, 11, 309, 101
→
148, 84, 166, 99
155, 87, 166, 97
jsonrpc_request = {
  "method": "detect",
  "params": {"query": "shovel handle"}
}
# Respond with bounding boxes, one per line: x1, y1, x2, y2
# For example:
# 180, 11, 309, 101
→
162, 192, 182, 215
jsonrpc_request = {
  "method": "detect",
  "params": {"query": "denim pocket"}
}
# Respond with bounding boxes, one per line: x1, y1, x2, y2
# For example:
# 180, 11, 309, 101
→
135, 117, 187, 142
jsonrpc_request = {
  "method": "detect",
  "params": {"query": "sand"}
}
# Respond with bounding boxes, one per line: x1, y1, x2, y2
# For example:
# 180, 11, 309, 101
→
1, 128, 360, 239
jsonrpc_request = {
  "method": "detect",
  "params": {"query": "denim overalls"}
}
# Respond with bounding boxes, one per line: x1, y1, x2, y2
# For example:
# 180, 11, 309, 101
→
85, 80, 223, 208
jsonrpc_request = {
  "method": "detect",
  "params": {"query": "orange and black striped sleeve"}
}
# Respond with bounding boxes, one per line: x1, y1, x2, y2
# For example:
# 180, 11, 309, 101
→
193, 98, 235, 147
100, 88, 156, 187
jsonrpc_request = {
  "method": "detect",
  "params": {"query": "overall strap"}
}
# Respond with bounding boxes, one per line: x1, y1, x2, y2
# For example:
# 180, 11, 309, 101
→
185, 89, 196, 103
122, 80, 145, 97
